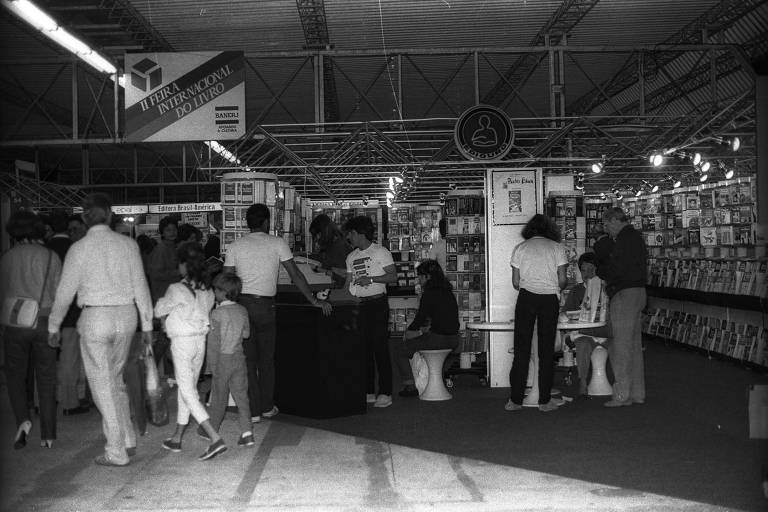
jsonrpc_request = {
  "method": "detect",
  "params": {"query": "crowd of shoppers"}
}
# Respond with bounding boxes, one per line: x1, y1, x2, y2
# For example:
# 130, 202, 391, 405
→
1, 195, 648, 463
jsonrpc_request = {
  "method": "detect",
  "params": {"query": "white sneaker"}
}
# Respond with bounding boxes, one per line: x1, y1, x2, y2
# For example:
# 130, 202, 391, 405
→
262, 406, 279, 418
373, 394, 392, 408
366, 393, 377, 403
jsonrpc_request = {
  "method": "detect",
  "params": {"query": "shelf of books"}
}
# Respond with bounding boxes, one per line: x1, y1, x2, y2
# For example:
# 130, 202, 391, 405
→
220, 172, 284, 256
584, 198, 613, 248
545, 192, 586, 286
444, 191, 486, 353
619, 176, 757, 259
309, 201, 382, 253
624, 175, 766, 369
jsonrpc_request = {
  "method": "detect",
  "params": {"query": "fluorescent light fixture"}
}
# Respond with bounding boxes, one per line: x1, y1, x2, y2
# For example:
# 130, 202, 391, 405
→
5, 0, 57, 31
3, 0, 118, 75
205, 140, 240, 165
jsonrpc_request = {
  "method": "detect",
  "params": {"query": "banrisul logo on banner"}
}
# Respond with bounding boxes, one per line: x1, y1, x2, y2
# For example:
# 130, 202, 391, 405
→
125, 51, 245, 142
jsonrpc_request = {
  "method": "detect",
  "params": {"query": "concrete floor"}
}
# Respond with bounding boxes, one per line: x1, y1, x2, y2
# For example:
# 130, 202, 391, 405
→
0, 386, 740, 512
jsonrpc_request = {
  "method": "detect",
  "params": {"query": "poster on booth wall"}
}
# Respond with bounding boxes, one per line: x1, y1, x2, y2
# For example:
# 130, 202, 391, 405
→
490, 169, 538, 225
124, 51, 245, 142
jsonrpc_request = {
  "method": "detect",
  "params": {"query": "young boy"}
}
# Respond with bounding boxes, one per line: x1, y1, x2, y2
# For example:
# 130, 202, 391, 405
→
198, 273, 254, 447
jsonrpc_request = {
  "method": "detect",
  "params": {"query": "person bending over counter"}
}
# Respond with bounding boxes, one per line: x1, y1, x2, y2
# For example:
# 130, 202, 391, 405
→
309, 214, 352, 288
394, 259, 459, 397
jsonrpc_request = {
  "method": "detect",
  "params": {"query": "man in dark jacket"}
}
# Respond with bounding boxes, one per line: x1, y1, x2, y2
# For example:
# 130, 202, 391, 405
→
599, 207, 647, 407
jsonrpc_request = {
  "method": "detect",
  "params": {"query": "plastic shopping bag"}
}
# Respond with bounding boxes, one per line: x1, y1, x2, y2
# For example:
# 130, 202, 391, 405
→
410, 352, 429, 395
143, 343, 169, 426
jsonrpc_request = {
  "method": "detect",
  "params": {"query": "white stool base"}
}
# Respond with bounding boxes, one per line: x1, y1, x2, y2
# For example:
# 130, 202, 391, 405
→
419, 349, 453, 401
587, 346, 613, 396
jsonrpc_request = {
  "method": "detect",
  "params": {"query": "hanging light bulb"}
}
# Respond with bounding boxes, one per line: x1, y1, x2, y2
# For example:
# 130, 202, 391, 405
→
649, 152, 664, 167
692, 152, 702, 166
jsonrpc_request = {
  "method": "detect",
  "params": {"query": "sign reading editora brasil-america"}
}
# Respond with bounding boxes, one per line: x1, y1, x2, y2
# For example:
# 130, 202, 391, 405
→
124, 52, 245, 142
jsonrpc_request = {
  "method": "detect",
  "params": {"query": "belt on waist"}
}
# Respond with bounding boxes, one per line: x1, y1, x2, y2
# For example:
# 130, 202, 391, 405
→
241, 294, 275, 300
357, 293, 387, 302
82, 304, 133, 308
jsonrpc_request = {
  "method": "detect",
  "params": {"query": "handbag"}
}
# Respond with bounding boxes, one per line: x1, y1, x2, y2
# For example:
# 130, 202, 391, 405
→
143, 342, 169, 426
0, 250, 52, 329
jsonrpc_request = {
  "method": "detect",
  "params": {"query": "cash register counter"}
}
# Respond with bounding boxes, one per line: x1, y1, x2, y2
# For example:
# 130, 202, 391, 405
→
273, 285, 366, 419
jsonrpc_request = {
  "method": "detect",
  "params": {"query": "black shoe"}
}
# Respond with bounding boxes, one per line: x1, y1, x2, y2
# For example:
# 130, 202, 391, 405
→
162, 439, 182, 452
63, 405, 90, 416
14, 421, 31, 450
198, 439, 227, 461
398, 386, 419, 397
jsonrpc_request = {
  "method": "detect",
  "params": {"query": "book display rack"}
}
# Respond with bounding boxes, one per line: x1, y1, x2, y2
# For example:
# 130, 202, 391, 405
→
545, 192, 586, 286
220, 172, 301, 256
443, 192, 486, 352
615, 175, 766, 370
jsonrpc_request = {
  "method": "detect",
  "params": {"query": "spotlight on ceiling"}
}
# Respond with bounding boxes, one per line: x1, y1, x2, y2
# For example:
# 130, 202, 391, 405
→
388, 177, 395, 192
631, 186, 642, 197
672, 177, 682, 188
362, 195, 369, 206
700, 161, 711, 173
649, 152, 664, 167
612, 187, 623, 200
385, 191, 395, 200
599, 192, 607, 200
713, 136, 741, 152
641, 180, 658, 194
394, 175, 404, 184
724, 168, 734, 179
591, 162, 603, 174
692, 152, 702, 166
699, 172, 708, 183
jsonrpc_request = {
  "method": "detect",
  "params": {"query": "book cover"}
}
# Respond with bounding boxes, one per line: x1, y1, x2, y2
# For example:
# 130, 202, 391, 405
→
222, 182, 236, 203
738, 181, 755, 204
239, 181, 254, 203
445, 198, 458, 217
446, 254, 458, 272
682, 210, 700, 228
713, 187, 729, 207
699, 191, 714, 209
446, 236, 458, 253
700, 227, 717, 247
685, 194, 700, 210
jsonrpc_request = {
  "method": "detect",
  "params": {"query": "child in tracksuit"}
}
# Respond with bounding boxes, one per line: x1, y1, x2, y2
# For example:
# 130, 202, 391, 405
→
199, 272, 254, 447
155, 242, 226, 461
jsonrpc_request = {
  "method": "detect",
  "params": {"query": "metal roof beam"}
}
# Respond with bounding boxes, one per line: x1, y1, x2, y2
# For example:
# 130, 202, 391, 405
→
569, 0, 765, 114
296, 0, 339, 122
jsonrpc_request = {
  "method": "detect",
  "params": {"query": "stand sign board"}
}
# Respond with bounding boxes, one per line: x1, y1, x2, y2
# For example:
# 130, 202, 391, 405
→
125, 52, 245, 142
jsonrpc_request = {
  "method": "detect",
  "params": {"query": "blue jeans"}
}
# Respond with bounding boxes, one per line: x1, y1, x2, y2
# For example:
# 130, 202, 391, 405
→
239, 295, 276, 416
608, 287, 646, 402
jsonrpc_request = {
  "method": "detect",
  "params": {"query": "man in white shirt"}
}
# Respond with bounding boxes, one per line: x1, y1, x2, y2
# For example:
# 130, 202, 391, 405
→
343, 216, 397, 408
224, 203, 331, 423
48, 193, 153, 466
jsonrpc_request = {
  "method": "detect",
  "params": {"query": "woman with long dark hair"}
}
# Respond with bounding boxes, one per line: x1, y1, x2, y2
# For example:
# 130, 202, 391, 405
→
507, 214, 568, 412
309, 214, 351, 287
0, 210, 62, 448
393, 259, 460, 397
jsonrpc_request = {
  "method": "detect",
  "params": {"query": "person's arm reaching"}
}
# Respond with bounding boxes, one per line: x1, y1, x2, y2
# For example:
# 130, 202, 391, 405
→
282, 259, 332, 316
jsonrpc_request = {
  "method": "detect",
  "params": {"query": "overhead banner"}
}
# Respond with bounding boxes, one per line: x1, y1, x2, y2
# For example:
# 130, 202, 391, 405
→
124, 51, 245, 142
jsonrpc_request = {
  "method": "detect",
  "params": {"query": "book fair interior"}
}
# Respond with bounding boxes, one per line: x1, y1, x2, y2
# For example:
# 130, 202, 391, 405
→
1, 1, 767, 511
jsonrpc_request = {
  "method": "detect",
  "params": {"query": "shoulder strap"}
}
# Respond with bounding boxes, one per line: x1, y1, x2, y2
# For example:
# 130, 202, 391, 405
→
39, 250, 52, 305
180, 280, 196, 297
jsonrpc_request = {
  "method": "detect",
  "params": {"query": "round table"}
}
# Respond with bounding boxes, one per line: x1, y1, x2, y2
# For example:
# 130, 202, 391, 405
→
467, 320, 607, 405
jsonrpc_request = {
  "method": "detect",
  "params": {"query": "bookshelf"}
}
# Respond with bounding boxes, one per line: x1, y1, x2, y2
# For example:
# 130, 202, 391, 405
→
444, 191, 487, 353
621, 175, 766, 370
545, 191, 586, 286
220, 172, 282, 256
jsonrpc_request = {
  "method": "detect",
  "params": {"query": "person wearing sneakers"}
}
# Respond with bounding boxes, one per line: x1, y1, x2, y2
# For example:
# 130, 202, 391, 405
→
343, 216, 397, 408
507, 214, 568, 413
200, 273, 254, 448
598, 207, 647, 408
394, 259, 459, 397
155, 242, 225, 461
223, 204, 332, 424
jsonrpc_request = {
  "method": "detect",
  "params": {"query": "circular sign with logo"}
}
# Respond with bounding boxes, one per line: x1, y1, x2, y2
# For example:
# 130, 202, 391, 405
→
454, 105, 514, 161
